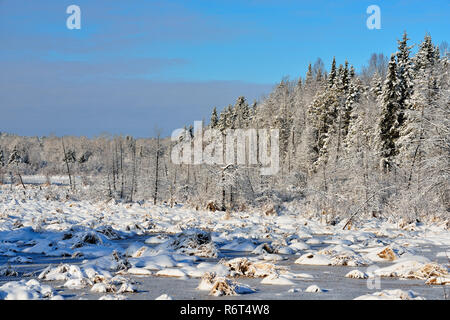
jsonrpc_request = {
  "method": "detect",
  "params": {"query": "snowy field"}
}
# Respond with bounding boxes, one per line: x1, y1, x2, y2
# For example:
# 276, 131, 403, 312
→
0, 183, 449, 300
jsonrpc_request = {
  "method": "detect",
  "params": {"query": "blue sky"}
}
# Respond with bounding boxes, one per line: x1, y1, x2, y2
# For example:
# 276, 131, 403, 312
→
0, 0, 448, 137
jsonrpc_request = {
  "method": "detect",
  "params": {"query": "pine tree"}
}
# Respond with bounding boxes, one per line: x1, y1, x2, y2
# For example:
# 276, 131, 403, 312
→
0, 149, 4, 167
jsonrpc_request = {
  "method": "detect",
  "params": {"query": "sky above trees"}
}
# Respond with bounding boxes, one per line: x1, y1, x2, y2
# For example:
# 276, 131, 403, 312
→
0, 0, 448, 137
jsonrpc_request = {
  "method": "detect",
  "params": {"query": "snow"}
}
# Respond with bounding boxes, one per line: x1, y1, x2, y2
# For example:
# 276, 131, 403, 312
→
295, 253, 332, 266
127, 268, 152, 276
260, 274, 295, 286
155, 268, 187, 278
354, 289, 425, 300
305, 285, 327, 293
0, 279, 57, 300
345, 270, 368, 279
155, 294, 173, 300
0, 183, 449, 300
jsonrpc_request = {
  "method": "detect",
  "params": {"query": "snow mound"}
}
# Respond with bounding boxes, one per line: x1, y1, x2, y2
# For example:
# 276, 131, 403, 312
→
96, 226, 122, 240
38, 264, 84, 281
91, 282, 116, 293
155, 294, 173, 300
64, 278, 92, 289
197, 272, 255, 296
260, 274, 295, 285
305, 285, 326, 293
0, 279, 56, 300
354, 289, 424, 300
117, 282, 136, 293
85, 251, 131, 272
155, 268, 187, 278
374, 260, 448, 280
171, 229, 218, 258
98, 294, 127, 300
318, 245, 370, 266
8, 256, 32, 264
252, 243, 275, 255
209, 277, 255, 296
0, 265, 19, 277
294, 253, 332, 266
222, 257, 284, 278
330, 253, 369, 267
364, 244, 414, 262
127, 267, 152, 276
345, 270, 369, 279
197, 272, 218, 291
220, 238, 257, 252
425, 275, 450, 285
71, 231, 104, 249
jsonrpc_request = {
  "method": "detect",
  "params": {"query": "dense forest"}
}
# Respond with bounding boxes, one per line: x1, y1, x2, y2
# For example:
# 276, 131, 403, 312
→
1, 32, 448, 225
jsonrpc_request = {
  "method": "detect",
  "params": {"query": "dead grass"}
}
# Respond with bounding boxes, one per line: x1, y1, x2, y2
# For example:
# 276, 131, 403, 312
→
377, 247, 397, 261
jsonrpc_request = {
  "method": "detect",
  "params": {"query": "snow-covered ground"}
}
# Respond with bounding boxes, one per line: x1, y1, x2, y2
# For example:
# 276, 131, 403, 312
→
1, 175, 82, 186
0, 183, 449, 300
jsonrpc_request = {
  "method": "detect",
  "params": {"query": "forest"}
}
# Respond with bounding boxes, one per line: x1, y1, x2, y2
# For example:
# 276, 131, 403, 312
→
1, 32, 449, 226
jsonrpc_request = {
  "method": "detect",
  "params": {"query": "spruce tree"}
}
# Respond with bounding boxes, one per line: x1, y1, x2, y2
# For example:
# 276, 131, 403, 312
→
397, 34, 441, 176
342, 77, 363, 147
308, 87, 339, 169
370, 72, 383, 100
234, 96, 250, 128
396, 31, 414, 128
328, 57, 337, 88
210, 107, 218, 129
8, 146, 21, 165
306, 63, 313, 85
377, 54, 401, 172
225, 105, 235, 129
217, 108, 228, 132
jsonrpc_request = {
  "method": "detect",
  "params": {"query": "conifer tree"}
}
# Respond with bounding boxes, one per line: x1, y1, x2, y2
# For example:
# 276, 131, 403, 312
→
397, 34, 441, 181
306, 63, 313, 85
8, 146, 21, 165
342, 77, 363, 148
396, 31, 414, 128
217, 108, 228, 132
370, 72, 383, 100
377, 54, 401, 172
328, 57, 337, 88
210, 107, 218, 128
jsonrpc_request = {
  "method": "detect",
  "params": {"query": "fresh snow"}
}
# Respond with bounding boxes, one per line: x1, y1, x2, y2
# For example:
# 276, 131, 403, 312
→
0, 183, 449, 300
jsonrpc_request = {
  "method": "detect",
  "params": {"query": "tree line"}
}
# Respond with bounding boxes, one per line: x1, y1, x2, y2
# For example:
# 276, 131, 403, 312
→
0, 32, 448, 224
